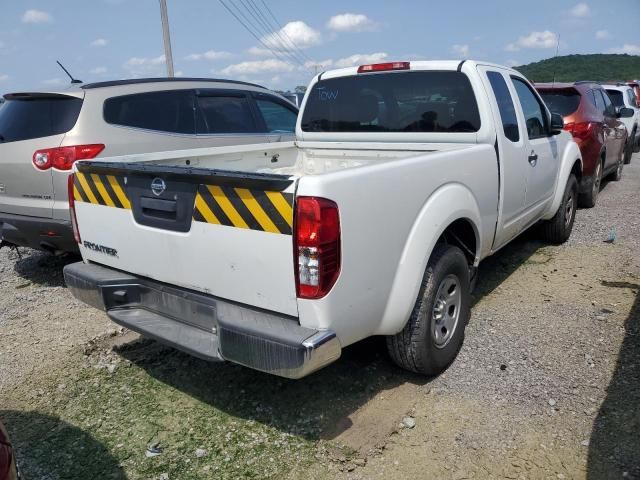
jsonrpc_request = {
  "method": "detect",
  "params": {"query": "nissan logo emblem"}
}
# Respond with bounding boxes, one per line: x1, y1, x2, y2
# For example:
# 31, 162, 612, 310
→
150, 177, 166, 196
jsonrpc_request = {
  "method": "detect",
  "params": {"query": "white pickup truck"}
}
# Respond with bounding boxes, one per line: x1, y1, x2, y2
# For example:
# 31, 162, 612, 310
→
64, 60, 582, 379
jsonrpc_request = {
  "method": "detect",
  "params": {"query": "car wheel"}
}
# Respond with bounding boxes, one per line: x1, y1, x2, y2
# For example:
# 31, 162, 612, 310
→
386, 244, 470, 375
612, 155, 623, 181
542, 174, 577, 245
578, 161, 602, 208
623, 139, 633, 164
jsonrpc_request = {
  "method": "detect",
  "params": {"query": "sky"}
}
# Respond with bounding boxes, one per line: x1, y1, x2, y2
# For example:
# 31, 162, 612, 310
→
0, 0, 639, 94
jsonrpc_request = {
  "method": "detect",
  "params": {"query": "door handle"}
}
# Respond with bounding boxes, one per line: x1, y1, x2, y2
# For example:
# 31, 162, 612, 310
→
528, 151, 538, 166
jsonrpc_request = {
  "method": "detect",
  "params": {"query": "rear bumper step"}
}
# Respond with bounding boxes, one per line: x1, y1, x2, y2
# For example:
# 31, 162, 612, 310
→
63, 262, 341, 379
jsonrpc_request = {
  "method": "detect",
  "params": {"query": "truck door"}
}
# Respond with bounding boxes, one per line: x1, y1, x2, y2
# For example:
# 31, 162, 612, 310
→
478, 67, 527, 248
510, 76, 558, 222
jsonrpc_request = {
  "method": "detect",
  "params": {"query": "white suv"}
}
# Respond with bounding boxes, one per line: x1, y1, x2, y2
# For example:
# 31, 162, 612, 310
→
604, 83, 640, 164
0, 78, 298, 254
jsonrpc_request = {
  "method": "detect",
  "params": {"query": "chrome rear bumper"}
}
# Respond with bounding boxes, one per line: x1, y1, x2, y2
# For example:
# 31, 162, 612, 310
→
63, 262, 341, 379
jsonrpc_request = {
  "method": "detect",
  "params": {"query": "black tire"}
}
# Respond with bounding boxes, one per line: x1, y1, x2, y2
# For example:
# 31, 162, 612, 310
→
386, 244, 470, 375
623, 138, 633, 164
612, 155, 623, 182
578, 160, 602, 208
542, 174, 578, 245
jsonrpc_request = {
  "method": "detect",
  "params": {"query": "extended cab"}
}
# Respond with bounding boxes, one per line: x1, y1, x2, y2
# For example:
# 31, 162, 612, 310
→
64, 61, 582, 379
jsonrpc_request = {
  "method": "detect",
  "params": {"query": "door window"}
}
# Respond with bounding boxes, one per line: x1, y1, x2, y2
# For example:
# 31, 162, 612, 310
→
511, 77, 548, 139
486, 71, 519, 142
255, 98, 297, 133
196, 94, 258, 134
605, 90, 624, 108
593, 89, 606, 116
104, 90, 195, 134
600, 90, 616, 117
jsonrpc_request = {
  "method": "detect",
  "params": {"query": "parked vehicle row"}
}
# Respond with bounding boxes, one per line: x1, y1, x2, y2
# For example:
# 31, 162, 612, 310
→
63, 60, 582, 378
0, 78, 298, 254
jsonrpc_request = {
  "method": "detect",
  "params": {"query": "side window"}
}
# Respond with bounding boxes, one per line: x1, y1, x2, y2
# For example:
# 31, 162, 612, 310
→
196, 94, 258, 134
104, 90, 195, 134
255, 98, 297, 133
511, 77, 548, 139
486, 71, 519, 142
600, 90, 616, 117
593, 89, 606, 115
627, 90, 636, 107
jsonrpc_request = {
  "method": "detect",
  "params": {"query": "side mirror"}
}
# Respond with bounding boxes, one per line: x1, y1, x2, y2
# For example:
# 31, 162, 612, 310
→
549, 112, 564, 135
617, 107, 635, 118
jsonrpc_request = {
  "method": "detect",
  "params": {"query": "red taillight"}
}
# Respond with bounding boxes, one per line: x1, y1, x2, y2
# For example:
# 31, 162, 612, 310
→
294, 197, 340, 299
33, 144, 105, 171
357, 62, 410, 73
564, 122, 593, 140
68, 174, 81, 244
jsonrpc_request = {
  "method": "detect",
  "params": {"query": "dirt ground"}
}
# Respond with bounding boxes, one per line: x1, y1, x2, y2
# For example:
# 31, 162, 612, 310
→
1, 155, 639, 480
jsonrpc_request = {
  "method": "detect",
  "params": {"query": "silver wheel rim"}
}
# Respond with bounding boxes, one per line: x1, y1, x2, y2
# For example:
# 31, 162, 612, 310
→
592, 163, 601, 198
565, 194, 574, 228
432, 274, 462, 348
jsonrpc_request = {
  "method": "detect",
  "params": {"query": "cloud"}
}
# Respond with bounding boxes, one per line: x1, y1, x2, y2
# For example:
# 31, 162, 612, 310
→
22, 9, 52, 24
247, 46, 272, 57
334, 52, 388, 68
304, 58, 334, 70
505, 30, 558, 51
452, 44, 470, 57
608, 44, 640, 55
175, 70, 184, 77
42, 78, 65, 86
89, 66, 108, 74
262, 21, 321, 51
327, 13, 377, 32
0, 74, 8, 82
124, 54, 166, 76
185, 50, 232, 61
0, 41, 4, 49
595, 30, 609, 40
506, 59, 520, 67
569, 3, 590, 17
220, 59, 295, 76
90, 38, 108, 47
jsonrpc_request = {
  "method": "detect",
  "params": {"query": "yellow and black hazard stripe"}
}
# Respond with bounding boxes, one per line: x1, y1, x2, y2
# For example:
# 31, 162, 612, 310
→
73, 172, 131, 209
193, 184, 293, 235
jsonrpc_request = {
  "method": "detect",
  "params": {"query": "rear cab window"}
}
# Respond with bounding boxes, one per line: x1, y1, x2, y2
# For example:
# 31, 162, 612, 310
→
0, 94, 83, 143
301, 71, 481, 133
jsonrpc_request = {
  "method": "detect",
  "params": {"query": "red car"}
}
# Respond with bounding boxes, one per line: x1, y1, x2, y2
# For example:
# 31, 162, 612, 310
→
0, 422, 17, 480
536, 82, 628, 207
626, 81, 640, 108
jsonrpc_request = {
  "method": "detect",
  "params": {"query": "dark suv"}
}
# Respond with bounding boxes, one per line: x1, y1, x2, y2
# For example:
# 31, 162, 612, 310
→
536, 82, 630, 207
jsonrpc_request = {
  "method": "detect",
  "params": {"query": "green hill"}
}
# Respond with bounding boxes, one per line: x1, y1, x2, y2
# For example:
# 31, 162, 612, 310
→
515, 54, 640, 83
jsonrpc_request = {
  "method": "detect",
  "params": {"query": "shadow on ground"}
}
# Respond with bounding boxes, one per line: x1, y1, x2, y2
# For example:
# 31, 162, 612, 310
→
10, 249, 78, 287
587, 283, 640, 479
0, 410, 127, 479
113, 231, 545, 442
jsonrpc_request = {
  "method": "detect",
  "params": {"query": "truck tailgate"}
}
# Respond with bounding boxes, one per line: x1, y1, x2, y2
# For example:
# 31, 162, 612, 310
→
72, 162, 298, 316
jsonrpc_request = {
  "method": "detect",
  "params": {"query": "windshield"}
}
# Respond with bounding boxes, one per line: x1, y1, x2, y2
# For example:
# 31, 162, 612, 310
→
538, 90, 581, 116
605, 90, 624, 108
301, 71, 481, 133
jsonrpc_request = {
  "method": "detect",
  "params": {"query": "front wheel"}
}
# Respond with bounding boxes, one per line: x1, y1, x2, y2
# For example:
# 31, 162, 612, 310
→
386, 244, 470, 375
541, 174, 578, 245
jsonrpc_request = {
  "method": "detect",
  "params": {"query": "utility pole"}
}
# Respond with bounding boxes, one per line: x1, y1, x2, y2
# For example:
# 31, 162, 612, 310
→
159, 0, 175, 77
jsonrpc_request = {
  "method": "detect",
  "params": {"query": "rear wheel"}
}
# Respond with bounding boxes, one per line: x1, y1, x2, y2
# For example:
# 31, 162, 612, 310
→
542, 174, 577, 244
578, 161, 602, 208
386, 244, 470, 375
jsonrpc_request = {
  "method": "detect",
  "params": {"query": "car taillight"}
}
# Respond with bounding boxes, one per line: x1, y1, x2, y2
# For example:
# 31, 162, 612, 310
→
68, 174, 81, 244
294, 197, 340, 299
564, 122, 593, 140
357, 62, 410, 73
32, 144, 105, 171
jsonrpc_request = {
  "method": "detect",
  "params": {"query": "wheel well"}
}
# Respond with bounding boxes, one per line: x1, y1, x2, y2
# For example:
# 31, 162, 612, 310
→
438, 219, 477, 266
572, 159, 583, 183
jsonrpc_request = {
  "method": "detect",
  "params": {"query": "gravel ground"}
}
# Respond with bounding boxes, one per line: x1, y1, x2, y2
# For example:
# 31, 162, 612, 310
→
0, 154, 638, 479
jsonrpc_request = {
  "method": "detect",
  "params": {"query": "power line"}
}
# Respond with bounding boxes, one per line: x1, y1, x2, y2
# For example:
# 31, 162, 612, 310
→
258, 0, 313, 65
236, 0, 306, 67
218, 0, 300, 68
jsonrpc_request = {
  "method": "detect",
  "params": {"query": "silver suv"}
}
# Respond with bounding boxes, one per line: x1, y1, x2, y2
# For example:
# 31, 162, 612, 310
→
0, 78, 298, 254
